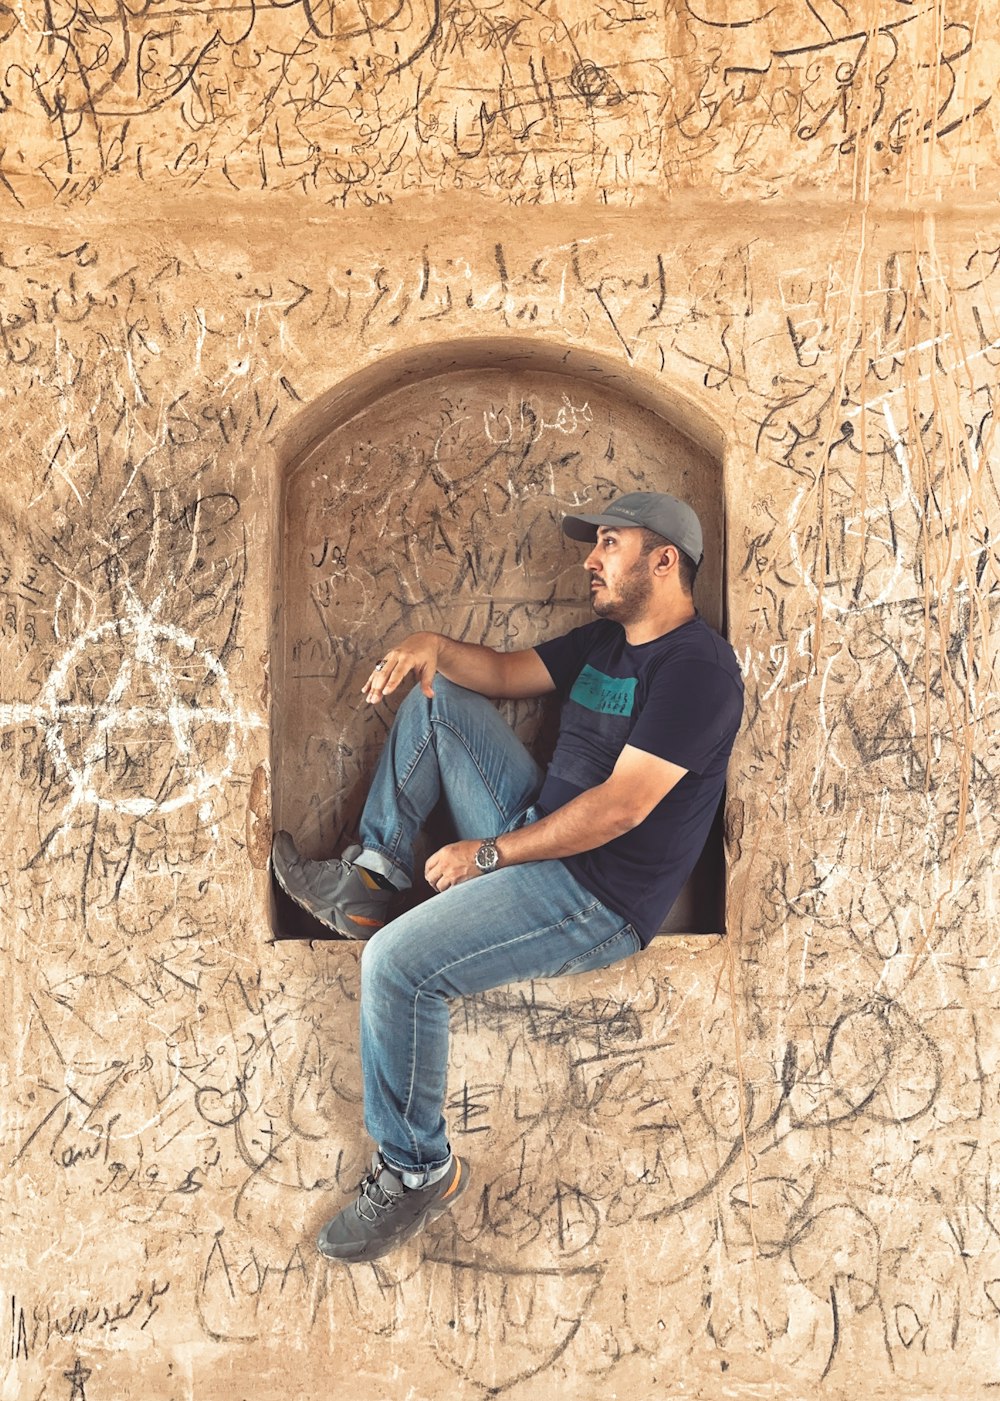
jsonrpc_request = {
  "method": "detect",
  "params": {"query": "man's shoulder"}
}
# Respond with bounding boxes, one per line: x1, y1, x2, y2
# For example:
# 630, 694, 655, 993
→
645, 618, 743, 688
649, 616, 735, 659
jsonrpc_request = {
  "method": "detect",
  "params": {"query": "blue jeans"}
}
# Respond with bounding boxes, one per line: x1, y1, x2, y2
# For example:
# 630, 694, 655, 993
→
355, 678, 641, 1179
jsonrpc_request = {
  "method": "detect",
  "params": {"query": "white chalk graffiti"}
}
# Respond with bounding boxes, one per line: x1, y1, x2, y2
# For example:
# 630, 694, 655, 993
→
1, 594, 262, 817
483, 394, 594, 445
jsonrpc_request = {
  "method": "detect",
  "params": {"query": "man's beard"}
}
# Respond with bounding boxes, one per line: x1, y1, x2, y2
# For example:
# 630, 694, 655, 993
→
590, 559, 653, 624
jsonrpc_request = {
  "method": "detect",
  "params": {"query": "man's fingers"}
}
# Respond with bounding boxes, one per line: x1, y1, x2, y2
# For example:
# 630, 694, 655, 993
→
364, 649, 436, 704
425, 851, 451, 891
426, 841, 479, 893
364, 653, 406, 702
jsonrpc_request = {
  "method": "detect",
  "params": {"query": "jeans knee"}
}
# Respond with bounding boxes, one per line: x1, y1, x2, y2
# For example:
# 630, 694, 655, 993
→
361, 925, 415, 1013
360, 935, 391, 1022
360, 932, 388, 993
393, 673, 465, 731
395, 681, 432, 725
426, 673, 464, 716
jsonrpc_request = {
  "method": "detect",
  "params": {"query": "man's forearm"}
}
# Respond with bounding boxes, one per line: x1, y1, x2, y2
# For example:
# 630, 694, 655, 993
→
432, 635, 510, 695
424, 744, 686, 892
373, 631, 552, 701
495, 783, 637, 866
424, 787, 632, 891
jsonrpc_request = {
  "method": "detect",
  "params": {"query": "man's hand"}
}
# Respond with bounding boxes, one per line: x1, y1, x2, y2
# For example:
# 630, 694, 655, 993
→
425, 840, 482, 892
363, 633, 442, 704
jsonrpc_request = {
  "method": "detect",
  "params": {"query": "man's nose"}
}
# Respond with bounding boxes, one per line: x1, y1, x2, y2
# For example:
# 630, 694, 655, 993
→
584, 544, 600, 571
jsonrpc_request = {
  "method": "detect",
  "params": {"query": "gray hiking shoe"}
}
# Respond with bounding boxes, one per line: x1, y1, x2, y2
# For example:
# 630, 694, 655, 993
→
271, 832, 392, 939
318, 1152, 469, 1262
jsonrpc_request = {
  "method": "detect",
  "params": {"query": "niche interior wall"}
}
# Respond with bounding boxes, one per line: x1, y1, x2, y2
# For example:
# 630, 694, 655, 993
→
273, 342, 727, 936
2, 5, 998, 1401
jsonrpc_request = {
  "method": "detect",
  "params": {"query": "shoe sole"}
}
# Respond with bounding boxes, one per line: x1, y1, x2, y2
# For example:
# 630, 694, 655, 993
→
271, 861, 382, 941
317, 1160, 470, 1263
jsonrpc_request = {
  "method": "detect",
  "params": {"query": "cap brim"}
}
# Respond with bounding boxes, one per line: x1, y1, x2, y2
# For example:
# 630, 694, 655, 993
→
561, 511, 638, 542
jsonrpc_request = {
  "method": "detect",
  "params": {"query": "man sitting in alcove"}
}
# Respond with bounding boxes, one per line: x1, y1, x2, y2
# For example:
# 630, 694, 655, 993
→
272, 492, 743, 1262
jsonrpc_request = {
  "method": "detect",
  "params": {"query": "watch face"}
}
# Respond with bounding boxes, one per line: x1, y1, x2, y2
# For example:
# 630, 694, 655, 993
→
476, 842, 498, 871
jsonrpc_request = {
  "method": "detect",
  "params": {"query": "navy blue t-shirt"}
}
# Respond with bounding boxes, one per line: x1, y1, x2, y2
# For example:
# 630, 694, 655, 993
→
534, 616, 743, 945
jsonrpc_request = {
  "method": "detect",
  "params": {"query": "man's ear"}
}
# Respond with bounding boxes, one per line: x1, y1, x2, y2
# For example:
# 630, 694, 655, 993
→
652, 543, 678, 575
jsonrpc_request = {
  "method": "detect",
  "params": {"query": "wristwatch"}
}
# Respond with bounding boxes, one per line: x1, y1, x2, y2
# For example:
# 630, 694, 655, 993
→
474, 839, 501, 873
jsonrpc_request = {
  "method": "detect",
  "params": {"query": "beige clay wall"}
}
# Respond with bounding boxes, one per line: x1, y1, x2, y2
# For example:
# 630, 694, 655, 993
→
2, 3, 999, 1399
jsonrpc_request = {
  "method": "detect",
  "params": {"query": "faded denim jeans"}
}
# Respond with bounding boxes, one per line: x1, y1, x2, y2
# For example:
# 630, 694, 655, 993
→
355, 677, 641, 1179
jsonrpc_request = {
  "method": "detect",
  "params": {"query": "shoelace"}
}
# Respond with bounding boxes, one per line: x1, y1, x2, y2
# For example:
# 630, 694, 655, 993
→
355, 1168, 404, 1222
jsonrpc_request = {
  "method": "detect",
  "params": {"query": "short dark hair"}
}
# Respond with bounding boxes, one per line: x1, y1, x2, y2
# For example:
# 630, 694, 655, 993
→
638, 527, 699, 596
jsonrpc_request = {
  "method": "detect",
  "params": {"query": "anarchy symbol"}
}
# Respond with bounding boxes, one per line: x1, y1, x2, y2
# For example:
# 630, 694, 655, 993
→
7, 598, 260, 818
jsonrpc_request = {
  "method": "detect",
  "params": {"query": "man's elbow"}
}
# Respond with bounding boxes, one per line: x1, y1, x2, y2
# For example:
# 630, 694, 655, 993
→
600, 791, 653, 836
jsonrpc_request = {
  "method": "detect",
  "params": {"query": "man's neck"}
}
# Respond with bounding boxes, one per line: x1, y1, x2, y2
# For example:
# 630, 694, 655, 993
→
622, 598, 697, 646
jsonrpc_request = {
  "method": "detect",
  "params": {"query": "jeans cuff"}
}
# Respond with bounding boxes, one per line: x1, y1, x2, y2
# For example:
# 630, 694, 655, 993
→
381, 1148, 453, 1187
358, 847, 411, 891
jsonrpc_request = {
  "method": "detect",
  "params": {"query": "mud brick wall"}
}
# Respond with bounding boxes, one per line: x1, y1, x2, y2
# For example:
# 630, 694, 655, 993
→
1, 3, 998, 1399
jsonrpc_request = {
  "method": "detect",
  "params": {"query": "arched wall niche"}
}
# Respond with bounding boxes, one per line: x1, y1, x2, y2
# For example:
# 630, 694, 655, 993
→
269, 337, 731, 938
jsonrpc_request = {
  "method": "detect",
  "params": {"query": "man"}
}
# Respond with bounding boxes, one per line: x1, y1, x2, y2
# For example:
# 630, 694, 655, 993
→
272, 491, 744, 1263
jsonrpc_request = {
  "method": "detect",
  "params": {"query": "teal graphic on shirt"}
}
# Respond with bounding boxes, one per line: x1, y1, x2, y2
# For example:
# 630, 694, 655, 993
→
569, 665, 637, 717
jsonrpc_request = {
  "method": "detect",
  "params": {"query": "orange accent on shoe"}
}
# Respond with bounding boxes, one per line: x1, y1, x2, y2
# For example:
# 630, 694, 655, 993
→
437, 1160, 462, 1200
348, 915, 384, 928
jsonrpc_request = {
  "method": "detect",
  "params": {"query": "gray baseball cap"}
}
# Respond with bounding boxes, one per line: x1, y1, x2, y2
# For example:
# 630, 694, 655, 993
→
562, 491, 704, 563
